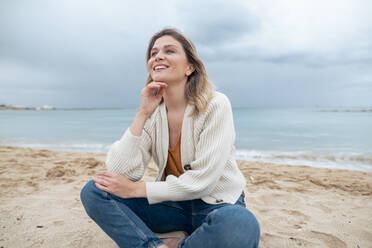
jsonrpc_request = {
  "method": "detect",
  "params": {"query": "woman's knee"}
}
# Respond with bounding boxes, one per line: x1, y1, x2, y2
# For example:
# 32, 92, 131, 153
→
209, 205, 260, 247
80, 180, 106, 212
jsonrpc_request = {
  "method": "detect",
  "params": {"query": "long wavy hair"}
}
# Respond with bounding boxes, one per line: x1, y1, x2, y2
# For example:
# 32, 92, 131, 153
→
145, 28, 215, 117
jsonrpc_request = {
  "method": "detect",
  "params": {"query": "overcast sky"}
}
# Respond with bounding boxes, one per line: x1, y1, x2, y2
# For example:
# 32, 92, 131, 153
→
1, 0, 371, 108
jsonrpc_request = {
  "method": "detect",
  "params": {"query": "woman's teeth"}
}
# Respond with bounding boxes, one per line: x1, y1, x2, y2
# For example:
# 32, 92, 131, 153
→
154, 65, 167, 70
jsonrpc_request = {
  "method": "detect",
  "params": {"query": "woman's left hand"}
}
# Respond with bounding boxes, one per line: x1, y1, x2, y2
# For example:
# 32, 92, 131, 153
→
93, 171, 146, 198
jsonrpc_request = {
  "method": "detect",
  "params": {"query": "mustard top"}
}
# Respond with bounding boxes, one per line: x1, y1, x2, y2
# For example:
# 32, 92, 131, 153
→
164, 134, 184, 178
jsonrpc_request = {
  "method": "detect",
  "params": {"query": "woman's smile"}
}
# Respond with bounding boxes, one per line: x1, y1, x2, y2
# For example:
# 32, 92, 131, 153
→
153, 63, 169, 72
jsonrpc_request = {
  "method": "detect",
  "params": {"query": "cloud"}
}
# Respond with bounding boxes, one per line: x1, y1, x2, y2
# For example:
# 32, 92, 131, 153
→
184, 0, 372, 67
176, 0, 259, 46
0, 0, 371, 108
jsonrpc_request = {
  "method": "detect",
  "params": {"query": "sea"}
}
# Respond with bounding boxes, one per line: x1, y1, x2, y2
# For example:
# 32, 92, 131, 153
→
1, 107, 371, 171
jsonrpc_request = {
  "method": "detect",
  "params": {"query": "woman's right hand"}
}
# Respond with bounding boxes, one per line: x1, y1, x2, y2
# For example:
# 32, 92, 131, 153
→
138, 81, 168, 118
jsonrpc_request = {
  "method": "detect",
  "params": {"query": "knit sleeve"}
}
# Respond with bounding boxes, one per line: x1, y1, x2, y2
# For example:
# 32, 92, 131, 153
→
146, 94, 235, 204
105, 125, 152, 182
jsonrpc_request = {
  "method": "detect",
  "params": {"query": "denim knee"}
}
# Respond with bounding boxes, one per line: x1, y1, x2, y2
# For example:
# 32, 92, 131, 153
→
209, 205, 260, 248
80, 180, 105, 215
80, 180, 94, 202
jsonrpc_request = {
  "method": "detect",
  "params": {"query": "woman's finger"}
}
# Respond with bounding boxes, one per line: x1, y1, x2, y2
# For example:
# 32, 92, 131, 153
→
144, 84, 161, 96
94, 176, 109, 186
147, 82, 167, 88
149, 81, 167, 85
95, 182, 110, 193
147, 82, 161, 89
154, 82, 168, 87
150, 84, 167, 96
98, 171, 113, 177
157, 86, 166, 97
147, 83, 159, 89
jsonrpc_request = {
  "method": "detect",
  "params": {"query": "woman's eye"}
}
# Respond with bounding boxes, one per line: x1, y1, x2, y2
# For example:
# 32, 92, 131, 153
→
166, 50, 174, 54
151, 51, 157, 57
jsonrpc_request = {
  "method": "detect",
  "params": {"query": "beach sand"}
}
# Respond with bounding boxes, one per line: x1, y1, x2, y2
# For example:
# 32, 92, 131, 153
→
0, 145, 371, 248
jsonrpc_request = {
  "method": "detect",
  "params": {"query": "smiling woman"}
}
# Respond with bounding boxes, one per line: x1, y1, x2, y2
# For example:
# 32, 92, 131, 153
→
145, 28, 215, 117
148, 38, 194, 86
80, 28, 260, 248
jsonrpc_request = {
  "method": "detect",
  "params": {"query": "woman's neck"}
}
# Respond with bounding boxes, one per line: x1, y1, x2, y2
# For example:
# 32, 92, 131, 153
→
163, 81, 187, 113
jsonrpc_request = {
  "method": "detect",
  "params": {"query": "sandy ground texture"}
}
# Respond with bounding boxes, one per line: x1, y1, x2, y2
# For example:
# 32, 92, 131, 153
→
0, 145, 371, 248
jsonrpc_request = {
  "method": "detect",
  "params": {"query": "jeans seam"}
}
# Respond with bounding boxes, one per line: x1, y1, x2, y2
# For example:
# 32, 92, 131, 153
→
109, 199, 149, 245
161, 202, 187, 213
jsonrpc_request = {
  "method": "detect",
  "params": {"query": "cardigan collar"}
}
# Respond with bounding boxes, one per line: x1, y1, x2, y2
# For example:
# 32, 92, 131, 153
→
159, 101, 194, 175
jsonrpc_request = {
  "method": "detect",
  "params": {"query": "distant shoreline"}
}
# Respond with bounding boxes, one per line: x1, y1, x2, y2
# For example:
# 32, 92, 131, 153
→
316, 109, 372, 112
0, 105, 126, 111
1, 104, 372, 112
0, 104, 55, 111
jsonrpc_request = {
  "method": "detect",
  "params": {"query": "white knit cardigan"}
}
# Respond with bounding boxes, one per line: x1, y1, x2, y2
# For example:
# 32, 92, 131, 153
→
105, 91, 246, 205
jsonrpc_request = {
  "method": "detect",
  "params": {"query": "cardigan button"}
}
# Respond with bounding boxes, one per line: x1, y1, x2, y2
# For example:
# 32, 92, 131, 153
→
215, 199, 223, 203
183, 164, 191, 170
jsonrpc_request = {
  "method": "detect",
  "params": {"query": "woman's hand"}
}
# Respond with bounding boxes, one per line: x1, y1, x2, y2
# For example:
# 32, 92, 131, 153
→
93, 171, 146, 198
138, 81, 168, 118
129, 82, 167, 136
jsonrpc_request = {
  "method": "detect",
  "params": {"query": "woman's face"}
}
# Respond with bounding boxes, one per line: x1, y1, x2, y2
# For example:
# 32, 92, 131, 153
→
147, 35, 194, 83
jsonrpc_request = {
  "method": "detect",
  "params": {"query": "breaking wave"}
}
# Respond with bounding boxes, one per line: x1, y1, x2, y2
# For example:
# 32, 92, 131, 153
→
236, 149, 372, 171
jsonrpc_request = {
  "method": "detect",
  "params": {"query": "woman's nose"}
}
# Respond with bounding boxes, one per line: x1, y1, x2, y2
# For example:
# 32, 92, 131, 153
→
154, 51, 164, 61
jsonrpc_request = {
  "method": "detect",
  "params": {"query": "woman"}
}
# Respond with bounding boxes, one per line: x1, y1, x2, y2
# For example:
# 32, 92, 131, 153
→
81, 28, 260, 248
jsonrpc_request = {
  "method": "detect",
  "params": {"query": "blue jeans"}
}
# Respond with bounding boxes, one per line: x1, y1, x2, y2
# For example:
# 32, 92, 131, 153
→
81, 180, 260, 248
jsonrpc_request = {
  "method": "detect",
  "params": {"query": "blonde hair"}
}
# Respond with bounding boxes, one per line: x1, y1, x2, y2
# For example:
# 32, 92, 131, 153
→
145, 28, 215, 117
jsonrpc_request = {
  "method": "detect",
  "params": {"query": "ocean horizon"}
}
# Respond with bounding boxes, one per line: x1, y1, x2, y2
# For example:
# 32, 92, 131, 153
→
1, 107, 371, 171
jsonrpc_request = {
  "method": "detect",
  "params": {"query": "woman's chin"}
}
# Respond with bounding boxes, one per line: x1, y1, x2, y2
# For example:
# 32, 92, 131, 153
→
152, 75, 168, 82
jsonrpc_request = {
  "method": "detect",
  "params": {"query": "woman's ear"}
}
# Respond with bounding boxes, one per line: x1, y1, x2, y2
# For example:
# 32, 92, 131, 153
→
186, 64, 195, 76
